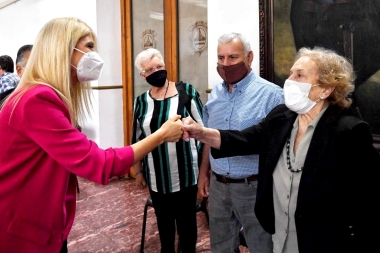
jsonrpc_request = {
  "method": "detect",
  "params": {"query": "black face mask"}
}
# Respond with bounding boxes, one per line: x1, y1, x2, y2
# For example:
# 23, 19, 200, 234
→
146, 70, 167, 87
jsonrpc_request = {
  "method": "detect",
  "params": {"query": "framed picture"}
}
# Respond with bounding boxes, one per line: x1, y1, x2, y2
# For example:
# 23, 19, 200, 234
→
259, 0, 380, 139
0, 0, 19, 9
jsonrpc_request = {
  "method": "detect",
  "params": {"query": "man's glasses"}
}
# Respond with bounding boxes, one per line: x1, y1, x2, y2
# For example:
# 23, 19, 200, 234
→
141, 64, 165, 75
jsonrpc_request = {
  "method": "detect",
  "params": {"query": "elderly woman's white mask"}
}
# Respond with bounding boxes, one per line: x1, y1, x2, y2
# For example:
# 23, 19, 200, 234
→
284, 79, 321, 114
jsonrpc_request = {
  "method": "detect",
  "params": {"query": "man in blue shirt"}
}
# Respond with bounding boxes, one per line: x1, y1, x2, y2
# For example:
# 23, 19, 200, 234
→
198, 32, 284, 253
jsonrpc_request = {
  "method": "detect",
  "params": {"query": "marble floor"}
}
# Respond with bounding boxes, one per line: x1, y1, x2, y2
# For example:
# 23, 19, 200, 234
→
68, 176, 250, 253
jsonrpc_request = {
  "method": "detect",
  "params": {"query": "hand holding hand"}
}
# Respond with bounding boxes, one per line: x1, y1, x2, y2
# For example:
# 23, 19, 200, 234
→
182, 116, 192, 142
159, 115, 183, 142
182, 116, 204, 142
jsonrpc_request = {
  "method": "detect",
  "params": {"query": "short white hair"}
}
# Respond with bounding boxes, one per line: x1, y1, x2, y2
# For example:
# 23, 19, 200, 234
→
218, 32, 251, 56
134, 48, 165, 73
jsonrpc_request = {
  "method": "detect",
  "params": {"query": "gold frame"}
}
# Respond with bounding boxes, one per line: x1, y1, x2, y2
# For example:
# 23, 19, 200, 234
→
120, 0, 178, 145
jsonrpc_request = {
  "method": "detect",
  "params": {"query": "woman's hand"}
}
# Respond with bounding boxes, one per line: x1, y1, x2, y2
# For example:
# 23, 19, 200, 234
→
132, 115, 185, 163
135, 173, 147, 188
158, 115, 183, 142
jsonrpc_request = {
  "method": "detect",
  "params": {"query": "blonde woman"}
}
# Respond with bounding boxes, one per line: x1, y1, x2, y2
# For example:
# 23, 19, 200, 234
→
0, 17, 183, 253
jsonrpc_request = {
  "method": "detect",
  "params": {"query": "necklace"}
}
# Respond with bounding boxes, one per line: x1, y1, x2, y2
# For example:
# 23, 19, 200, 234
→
163, 80, 169, 99
150, 80, 169, 99
286, 137, 303, 173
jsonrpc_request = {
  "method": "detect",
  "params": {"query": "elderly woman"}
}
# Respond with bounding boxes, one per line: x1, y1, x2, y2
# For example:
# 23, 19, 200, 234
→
182, 47, 380, 253
132, 48, 204, 253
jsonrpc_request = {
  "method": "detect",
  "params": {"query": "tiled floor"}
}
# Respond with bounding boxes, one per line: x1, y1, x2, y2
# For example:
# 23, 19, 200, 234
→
68, 176, 250, 253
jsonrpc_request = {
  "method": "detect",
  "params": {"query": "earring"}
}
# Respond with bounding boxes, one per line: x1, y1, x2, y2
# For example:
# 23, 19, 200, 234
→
320, 96, 324, 100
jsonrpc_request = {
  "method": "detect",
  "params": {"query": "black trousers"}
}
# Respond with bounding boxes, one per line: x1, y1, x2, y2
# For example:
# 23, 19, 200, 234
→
150, 185, 198, 253
60, 240, 68, 253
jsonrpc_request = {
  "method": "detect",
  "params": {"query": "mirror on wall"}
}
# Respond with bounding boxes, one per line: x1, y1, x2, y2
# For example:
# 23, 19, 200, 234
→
178, 0, 208, 104
132, 0, 165, 99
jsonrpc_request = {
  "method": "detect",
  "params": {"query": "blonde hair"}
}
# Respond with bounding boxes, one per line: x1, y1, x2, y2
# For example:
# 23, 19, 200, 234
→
7, 17, 96, 127
296, 47, 355, 109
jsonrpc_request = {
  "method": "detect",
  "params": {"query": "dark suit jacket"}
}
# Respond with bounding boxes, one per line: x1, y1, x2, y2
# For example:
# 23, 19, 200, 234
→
0, 87, 15, 105
212, 104, 380, 253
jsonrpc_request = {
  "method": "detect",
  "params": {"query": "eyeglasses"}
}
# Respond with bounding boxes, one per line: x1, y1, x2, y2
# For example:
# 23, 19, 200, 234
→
141, 64, 165, 75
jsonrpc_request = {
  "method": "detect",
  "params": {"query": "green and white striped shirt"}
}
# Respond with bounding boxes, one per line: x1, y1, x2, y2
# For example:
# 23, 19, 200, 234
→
131, 82, 204, 194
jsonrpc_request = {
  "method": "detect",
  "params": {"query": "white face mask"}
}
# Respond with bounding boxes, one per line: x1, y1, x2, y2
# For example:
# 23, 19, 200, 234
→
72, 48, 104, 82
284, 79, 319, 114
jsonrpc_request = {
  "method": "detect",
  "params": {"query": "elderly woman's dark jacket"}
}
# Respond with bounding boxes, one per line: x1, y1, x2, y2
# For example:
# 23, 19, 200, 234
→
212, 104, 380, 253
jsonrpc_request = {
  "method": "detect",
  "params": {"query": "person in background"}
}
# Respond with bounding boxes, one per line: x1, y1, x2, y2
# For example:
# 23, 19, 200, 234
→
0, 17, 183, 253
0, 45, 33, 107
198, 32, 283, 253
182, 46, 380, 253
132, 48, 203, 253
15, 44, 33, 77
0, 55, 16, 73
0, 55, 20, 104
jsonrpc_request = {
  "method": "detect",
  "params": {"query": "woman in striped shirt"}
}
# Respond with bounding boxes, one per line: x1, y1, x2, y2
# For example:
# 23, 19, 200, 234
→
132, 48, 204, 253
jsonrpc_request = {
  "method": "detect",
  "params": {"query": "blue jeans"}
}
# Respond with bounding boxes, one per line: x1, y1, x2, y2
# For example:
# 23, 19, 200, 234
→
209, 173, 273, 253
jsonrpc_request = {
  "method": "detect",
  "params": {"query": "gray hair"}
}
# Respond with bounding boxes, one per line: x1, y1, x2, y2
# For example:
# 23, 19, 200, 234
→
218, 32, 251, 56
134, 48, 165, 73
16, 44, 33, 68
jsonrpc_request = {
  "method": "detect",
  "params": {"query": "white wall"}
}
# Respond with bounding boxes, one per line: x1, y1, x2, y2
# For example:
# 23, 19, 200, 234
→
0, 0, 123, 149
92, 0, 123, 149
0, 0, 97, 63
207, 0, 260, 89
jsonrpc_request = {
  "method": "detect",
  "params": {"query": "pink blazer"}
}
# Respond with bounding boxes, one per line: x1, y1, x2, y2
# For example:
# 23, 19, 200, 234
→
0, 85, 134, 253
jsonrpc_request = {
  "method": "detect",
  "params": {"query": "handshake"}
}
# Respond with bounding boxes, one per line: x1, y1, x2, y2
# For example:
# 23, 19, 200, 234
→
159, 115, 205, 143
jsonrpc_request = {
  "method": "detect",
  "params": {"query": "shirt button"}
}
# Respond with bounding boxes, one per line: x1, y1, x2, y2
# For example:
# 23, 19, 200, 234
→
287, 195, 290, 199
285, 212, 288, 216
